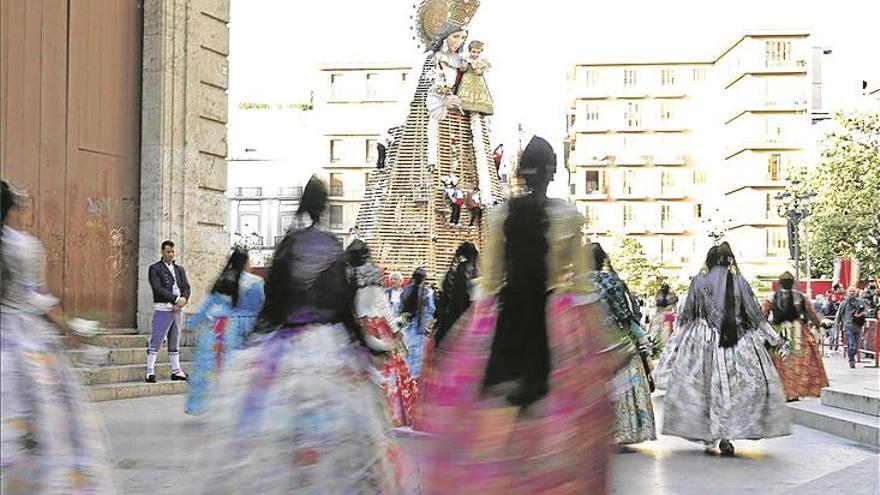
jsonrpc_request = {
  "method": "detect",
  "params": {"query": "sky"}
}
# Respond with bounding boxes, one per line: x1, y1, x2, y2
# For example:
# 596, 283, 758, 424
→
228, 0, 879, 191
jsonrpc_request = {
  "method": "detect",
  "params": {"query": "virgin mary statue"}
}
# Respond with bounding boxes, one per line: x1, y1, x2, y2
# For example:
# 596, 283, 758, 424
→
355, 0, 503, 281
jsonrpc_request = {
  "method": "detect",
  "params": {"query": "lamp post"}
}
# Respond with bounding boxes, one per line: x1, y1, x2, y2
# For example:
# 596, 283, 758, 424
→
774, 178, 817, 286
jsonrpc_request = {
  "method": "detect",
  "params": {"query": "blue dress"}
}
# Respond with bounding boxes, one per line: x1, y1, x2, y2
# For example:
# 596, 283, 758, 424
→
185, 271, 265, 415
401, 284, 435, 379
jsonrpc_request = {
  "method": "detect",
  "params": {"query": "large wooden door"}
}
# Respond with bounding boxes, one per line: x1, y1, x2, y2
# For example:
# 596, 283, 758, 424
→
0, 0, 142, 326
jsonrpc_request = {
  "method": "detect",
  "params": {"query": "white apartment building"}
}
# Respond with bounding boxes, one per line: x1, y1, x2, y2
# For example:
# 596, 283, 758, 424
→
568, 30, 815, 282
316, 62, 412, 244
226, 102, 320, 263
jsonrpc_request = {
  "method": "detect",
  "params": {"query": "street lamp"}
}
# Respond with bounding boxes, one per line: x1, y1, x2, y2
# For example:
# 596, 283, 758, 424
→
775, 179, 818, 287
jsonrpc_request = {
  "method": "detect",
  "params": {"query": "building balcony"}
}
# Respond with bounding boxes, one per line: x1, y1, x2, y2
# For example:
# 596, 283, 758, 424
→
723, 61, 808, 89
614, 190, 648, 200
277, 186, 304, 198
573, 191, 609, 201
654, 222, 686, 234
622, 223, 648, 234
573, 87, 610, 99
657, 188, 687, 200
724, 98, 809, 124
235, 187, 263, 198
584, 224, 611, 234
615, 154, 649, 166
569, 154, 613, 168
576, 122, 611, 133
653, 154, 687, 166
616, 124, 648, 133
724, 139, 803, 159
619, 87, 648, 99
654, 86, 688, 98
274, 235, 285, 246
653, 121, 688, 132
724, 178, 787, 195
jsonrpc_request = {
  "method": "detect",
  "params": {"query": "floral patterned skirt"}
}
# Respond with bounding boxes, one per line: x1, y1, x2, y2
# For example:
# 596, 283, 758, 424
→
1, 309, 117, 494
771, 321, 829, 399
359, 316, 418, 427
612, 355, 656, 445
194, 323, 401, 494
654, 319, 791, 442
416, 293, 615, 494
186, 315, 257, 415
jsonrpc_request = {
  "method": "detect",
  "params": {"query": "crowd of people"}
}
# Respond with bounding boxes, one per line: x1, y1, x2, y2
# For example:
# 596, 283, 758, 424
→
1, 135, 875, 492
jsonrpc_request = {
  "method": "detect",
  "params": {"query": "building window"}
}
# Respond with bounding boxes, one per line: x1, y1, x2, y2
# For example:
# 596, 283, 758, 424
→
622, 170, 634, 195
661, 69, 676, 86
585, 170, 601, 194
330, 139, 342, 163
692, 170, 706, 185
660, 101, 674, 122
330, 173, 344, 197
330, 73, 344, 98
625, 102, 641, 128
364, 172, 371, 188
366, 73, 379, 97
366, 139, 378, 163
622, 204, 634, 226
694, 203, 703, 219
765, 193, 774, 220
329, 205, 344, 230
584, 69, 600, 87
765, 40, 792, 67
766, 229, 788, 257
661, 237, 677, 258
623, 69, 637, 87
660, 204, 672, 227
583, 205, 599, 227
660, 170, 675, 193
401, 72, 408, 84
767, 153, 781, 181
584, 103, 600, 122
692, 68, 707, 82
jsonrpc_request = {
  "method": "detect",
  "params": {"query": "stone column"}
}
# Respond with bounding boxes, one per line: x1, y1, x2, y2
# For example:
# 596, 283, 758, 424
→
137, 0, 230, 332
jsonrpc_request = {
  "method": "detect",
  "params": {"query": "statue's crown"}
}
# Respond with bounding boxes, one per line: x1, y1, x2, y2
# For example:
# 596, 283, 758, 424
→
414, 0, 481, 49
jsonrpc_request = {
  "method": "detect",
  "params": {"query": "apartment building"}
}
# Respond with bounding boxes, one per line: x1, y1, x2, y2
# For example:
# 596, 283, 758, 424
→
316, 62, 412, 244
568, 30, 814, 281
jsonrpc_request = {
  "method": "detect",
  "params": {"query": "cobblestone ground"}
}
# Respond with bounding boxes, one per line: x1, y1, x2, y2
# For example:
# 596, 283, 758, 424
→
97, 391, 878, 494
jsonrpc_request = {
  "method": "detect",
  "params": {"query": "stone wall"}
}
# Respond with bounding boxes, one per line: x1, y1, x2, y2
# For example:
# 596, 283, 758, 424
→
137, 0, 230, 332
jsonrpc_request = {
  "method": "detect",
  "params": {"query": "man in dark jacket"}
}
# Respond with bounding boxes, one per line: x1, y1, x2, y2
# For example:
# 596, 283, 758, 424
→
146, 240, 191, 382
835, 286, 868, 368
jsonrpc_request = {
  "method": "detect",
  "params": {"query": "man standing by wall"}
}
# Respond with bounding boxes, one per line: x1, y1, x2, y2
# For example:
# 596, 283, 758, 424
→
146, 240, 191, 382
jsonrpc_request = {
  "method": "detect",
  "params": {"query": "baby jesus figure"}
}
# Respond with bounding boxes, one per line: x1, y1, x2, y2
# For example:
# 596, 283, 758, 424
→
457, 40, 494, 115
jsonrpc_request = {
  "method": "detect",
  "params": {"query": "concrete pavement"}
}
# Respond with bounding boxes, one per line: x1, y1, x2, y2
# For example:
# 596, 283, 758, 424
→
96, 392, 878, 494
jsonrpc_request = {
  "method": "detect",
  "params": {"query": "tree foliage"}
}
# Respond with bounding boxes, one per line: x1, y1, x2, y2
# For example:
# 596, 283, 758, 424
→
609, 237, 687, 298
807, 111, 880, 279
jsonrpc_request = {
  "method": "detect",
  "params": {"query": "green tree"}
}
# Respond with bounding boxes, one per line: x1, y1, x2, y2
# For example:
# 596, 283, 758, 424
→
807, 111, 880, 279
609, 237, 669, 298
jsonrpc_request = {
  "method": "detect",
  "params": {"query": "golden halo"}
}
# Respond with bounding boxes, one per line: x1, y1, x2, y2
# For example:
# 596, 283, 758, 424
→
417, 0, 449, 47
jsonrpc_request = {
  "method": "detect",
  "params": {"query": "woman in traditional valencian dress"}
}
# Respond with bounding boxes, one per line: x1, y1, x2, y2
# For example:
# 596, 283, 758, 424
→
649, 283, 679, 350
589, 243, 657, 446
400, 267, 436, 381
654, 242, 791, 456
346, 240, 418, 427
184, 246, 265, 415
763, 271, 829, 401
0, 180, 117, 494
194, 177, 400, 493
418, 137, 615, 494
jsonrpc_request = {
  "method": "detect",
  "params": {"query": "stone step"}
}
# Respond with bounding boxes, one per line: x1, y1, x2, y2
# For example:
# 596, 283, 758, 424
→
69, 347, 195, 367
79, 362, 192, 386
100, 327, 139, 335
821, 386, 880, 417
72, 333, 197, 348
88, 381, 188, 402
788, 398, 880, 448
